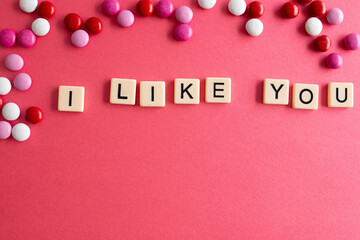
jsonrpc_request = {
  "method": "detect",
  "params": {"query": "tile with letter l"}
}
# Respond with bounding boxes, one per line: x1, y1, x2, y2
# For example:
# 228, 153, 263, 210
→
58, 86, 85, 112
110, 78, 136, 105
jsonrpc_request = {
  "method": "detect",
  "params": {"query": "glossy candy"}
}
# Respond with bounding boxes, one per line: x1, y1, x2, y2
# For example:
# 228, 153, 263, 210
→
245, 18, 263, 36
136, 0, 154, 16
305, 17, 322, 36
308, 0, 326, 18
228, 0, 246, 16
14, 73, 32, 91
85, 17, 103, 34
19, 0, 38, 13
247, 1, 264, 18
0, 96, 3, 110
326, 53, 343, 69
5, 54, 24, 71
344, 33, 360, 50
174, 24, 193, 41
17, 29, 36, 47
2, 102, 20, 121
71, 30, 89, 48
64, 13, 82, 32
26, 106, 43, 124
281, 2, 299, 19
0, 77, 11, 95
117, 10, 135, 27
31, 18, 50, 36
38, 1, 55, 18
102, 0, 121, 15
0, 29, 16, 47
314, 35, 331, 52
198, 0, 216, 9
175, 6, 193, 23
327, 8, 344, 25
155, 0, 174, 18
0, 121, 12, 139
12, 123, 31, 141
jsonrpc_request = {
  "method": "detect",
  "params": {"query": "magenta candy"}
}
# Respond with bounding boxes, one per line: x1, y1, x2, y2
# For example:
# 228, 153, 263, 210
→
174, 24, 193, 41
175, 6, 193, 23
103, 0, 121, 15
326, 8, 344, 25
326, 53, 343, 69
17, 29, 37, 48
0, 29, 16, 47
344, 33, 360, 50
5, 54, 24, 71
0, 121, 12, 139
156, 0, 174, 18
117, 10, 135, 27
71, 30, 89, 48
14, 73, 32, 91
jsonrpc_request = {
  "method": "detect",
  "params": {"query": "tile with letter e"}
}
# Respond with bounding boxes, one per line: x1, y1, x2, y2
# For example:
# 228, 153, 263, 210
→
110, 78, 136, 105
205, 77, 231, 103
263, 79, 289, 105
58, 86, 85, 112
174, 78, 200, 104
292, 83, 319, 110
140, 81, 165, 107
328, 82, 354, 108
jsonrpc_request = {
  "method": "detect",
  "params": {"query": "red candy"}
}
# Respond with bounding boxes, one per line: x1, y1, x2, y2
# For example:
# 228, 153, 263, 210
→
0, 97, 3, 110
26, 106, 43, 124
297, 0, 312, 4
37, 1, 55, 18
308, 0, 326, 18
314, 35, 331, 52
136, 0, 154, 16
281, 2, 299, 18
247, 1, 264, 18
64, 13, 82, 32
85, 17, 103, 35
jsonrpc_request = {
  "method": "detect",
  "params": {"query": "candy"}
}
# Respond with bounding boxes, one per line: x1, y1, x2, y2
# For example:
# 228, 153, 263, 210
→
228, 0, 246, 16
64, 13, 82, 32
281, 2, 299, 19
5, 54, 24, 71
247, 1, 264, 18
17, 29, 36, 47
26, 106, 43, 124
326, 8, 344, 25
38, 1, 55, 18
117, 10, 135, 27
136, 0, 154, 16
326, 53, 343, 69
0, 121, 12, 140
12, 123, 31, 142
307, 0, 326, 18
0, 29, 16, 47
344, 33, 360, 50
297, 0, 312, 4
198, 0, 216, 9
314, 35, 331, 52
14, 73, 32, 91
245, 18, 263, 36
305, 17, 322, 36
0, 96, 3, 110
174, 24, 193, 41
71, 30, 89, 48
155, 0, 174, 18
85, 17, 103, 34
19, 0, 38, 13
2, 102, 20, 121
31, 18, 50, 36
175, 6, 193, 23
102, 0, 121, 15
0, 77, 11, 95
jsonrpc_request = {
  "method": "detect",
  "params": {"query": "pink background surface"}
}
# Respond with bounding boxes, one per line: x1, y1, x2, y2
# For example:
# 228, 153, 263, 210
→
1, 0, 360, 239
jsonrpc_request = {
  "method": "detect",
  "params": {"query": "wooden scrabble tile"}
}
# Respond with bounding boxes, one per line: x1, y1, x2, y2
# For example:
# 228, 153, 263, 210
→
174, 78, 200, 104
263, 79, 289, 105
58, 86, 85, 112
205, 77, 231, 103
328, 82, 354, 108
140, 81, 165, 107
292, 83, 319, 110
110, 78, 136, 105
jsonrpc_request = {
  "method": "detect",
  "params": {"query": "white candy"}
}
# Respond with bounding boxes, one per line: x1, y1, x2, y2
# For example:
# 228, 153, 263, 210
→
0, 77, 11, 95
31, 18, 50, 36
245, 18, 264, 36
19, 0, 38, 13
305, 17, 323, 36
2, 103, 20, 121
228, 0, 246, 16
198, 0, 216, 9
12, 123, 30, 142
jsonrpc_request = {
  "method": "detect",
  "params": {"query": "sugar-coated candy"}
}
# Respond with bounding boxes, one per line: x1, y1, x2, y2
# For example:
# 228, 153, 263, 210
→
136, 0, 154, 16
85, 17, 103, 35
102, 0, 121, 15
344, 33, 360, 50
26, 106, 43, 124
31, 18, 50, 36
198, 0, 216, 9
326, 53, 343, 69
281, 2, 299, 19
245, 18, 263, 36
64, 13, 82, 32
305, 17, 322, 36
12, 123, 31, 142
14, 73, 32, 91
38, 1, 55, 18
0, 77, 12, 95
326, 8, 343, 25
0, 29, 16, 47
19, 0, 38, 13
117, 10, 135, 27
228, 0, 246, 16
155, 0, 174, 18
175, 6, 193, 23
247, 1, 264, 18
2, 102, 20, 121
17, 29, 36, 47
314, 35, 331, 52
5, 54, 24, 71
71, 30, 89, 48
0, 121, 12, 140
307, 0, 326, 18
174, 24, 193, 41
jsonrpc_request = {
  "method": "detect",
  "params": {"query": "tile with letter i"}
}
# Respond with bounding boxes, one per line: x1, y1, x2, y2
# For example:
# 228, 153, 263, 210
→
140, 81, 165, 107
292, 83, 319, 110
328, 82, 354, 108
174, 78, 200, 104
263, 79, 289, 105
110, 78, 136, 105
205, 77, 231, 103
58, 86, 85, 112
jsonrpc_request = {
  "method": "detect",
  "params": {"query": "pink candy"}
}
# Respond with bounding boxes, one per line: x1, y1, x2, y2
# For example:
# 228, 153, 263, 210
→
17, 29, 37, 48
14, 73, 32, 91
102, 0, 121, 15
155, 0, 174, 18
0, 29, 16, 47
174, 24, 193, 41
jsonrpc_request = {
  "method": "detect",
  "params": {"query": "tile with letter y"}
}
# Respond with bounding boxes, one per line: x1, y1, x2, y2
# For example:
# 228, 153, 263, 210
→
58, 86, 85, 112
205, 77, 231, 103
174, 78, 200, 104
140, 81, 165, 107
292, 83, 319, 110
110, 78, 136, 105
263, 79, 289, 105
328, 82, 354, 108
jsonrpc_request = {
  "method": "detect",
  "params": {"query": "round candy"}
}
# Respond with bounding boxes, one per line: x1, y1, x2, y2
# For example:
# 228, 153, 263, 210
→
26, 106, 43, 124
19, 0, 38, 13
0, 121, 11, 140
245, 18, 263, 36
344, 33, 360, 50
117, 10, 135, 27
308, 0, 326, 18
85, 17, 103, 34
38, 1, 55, 18
31, 18, 50, 36
174, 24, 193, 41
5, 54, 24, 71
2, 103, 20, 121
0, 96, 3, 110
102, 0, 121, 15
314, 35, 331, 52
327, 8, 344, 25
14, 73, 32, 91
155, 0, 174, 18
281, 2, 299, 19
247, 1, 264, 18
71, 30, 89, 48
64, 13, 82, 31
0, 77, 12, 95
228, 0, 246, 16
175, 6, 193, 23
297, 0, 312, 4
305, 17, 322, 36
12, 123, 30, 142
326, 53, 343, 69
198, 0, 216, 9
17, 29, 36, 47
0, 29, 16, 47
136, 0, 154, 16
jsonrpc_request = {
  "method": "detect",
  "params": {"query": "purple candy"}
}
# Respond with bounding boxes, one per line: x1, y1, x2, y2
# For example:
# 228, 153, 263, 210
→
174, 24, 193, 41
344, 33, 360, 50
326, 8, 344, 25
17, 29, 37, 48
103, 0, 120, 15
117, 10, 135, 27
14, 73, 32, 91
0, 29, 16, 47
71, 30, 89, 48
5, 54, 24, 71
156, 0, 174, 18
0, 121, 12, 139
175, 6, 193, 24
326, 53, 343, 69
